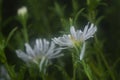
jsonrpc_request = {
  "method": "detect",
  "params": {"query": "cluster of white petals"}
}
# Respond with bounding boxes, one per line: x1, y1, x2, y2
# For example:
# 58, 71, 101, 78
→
52, 23, 97, 60
70, 23, 97, 42
53, 34, 73, 48
16, 39, 63, 71
53, 23, 97, 47
16, 22, 97, 72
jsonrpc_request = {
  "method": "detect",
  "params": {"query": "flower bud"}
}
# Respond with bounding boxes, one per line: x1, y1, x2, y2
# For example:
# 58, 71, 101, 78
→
17, 6, 27, 17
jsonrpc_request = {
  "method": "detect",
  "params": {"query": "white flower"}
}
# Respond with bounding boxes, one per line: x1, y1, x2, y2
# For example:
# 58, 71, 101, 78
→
52, 23, 97, 48
17, 6, 27, 17
52, 23, 97, 60
16, 39, 63, 71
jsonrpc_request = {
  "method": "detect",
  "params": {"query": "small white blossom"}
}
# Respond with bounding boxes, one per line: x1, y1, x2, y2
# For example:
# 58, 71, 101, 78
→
16, 39, 63, 71
52, 23, 97, 48
52, 23, 97, 60
17, 6, 27, 17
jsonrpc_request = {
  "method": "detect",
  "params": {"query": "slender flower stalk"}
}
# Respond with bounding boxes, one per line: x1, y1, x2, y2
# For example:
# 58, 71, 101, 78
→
17, 6, 29, 42
16, 38, 63, 72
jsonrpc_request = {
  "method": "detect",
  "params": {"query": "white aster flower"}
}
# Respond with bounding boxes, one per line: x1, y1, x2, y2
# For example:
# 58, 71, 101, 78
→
53, 23, 97, 48
16, 39, 63, 72
17, 6, 27, 17
52, 23, 97, 60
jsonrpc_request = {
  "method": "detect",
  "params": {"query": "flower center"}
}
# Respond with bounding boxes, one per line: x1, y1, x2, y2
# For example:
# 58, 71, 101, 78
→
70, 35, 81, 47
32, 54, 45, 64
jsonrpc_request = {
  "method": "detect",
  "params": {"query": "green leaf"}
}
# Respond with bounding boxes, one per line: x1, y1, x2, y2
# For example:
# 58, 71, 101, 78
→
6, 27, 18, 45
74, 8, 85, 25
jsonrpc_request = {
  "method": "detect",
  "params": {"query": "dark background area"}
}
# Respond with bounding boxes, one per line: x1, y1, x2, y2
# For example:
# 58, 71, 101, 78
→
2, 0, 120, 60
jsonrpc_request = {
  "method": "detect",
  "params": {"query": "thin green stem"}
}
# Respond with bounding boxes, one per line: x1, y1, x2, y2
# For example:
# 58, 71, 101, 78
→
95, 37, 115, 80
72, 62, 77, 80
82, 60, 93, 80
72, 52, 75, 80
72, 46, 80, 80
74, 8, 84, 25
99, 51, 115, 80
4, 63, 15, 80
41, 73, 46, 80
54, 65, 70, 80
2, 52, 16, 80
0, 48, 16, 80
23, 22, 29, 42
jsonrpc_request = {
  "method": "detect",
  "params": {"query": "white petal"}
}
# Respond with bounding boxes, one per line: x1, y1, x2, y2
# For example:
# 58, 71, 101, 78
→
52, 35, 73, 47
48, 49, 62, 58
46, 42, 55, 55
80, 42, 86, 60
25, 43, 35, 57
82, 24, 89, 37
76, 30, 83, 40
34, 39, 41, 55
70, 26, 77, 39
39, 39, 43, 51
53, 38, 64, 46
84, 26, 97, 40
39, 57, 46, 71
43, 39, 49, 53
16, 50, 31, 62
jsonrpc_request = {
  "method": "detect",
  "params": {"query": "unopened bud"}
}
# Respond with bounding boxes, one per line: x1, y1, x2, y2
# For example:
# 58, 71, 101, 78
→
17, 6, 27, 17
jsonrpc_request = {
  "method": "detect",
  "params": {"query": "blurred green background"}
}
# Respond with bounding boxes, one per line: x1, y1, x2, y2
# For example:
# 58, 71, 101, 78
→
0, 0, 120, 79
